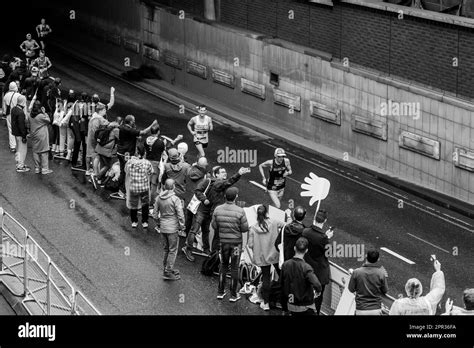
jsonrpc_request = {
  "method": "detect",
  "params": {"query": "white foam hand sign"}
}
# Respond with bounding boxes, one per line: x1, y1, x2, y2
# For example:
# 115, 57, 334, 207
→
300, 172, 331, 206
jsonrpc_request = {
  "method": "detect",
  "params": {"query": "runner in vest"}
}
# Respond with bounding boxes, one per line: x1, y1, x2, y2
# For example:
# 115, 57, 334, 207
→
19, 34, 40, 66
36, 18, 52, 50
259, 148, 293, 209
32, 50, 52, 79
187, 105, 213, 158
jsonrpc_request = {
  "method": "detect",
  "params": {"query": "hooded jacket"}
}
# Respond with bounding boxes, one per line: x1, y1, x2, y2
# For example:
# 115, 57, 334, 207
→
248, 218, 284, 267
185, 164, 207, 202
153, 190, 185, 234
161, 161, 191, 200
274, 220, 305, 262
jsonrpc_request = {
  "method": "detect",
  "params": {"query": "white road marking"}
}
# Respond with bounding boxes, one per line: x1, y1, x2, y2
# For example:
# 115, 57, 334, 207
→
249, 180, 267, 191
263, 142, 474, 233
407, 233, 450, 254
380, 247, 416, 265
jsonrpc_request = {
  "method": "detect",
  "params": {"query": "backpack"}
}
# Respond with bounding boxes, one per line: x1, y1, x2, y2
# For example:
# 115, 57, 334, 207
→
201, 250, 220, 276
95, 125, 114, 147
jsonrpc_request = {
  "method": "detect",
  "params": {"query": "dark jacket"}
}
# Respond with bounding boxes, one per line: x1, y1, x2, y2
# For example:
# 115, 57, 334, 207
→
275, 220, 305, 262
211, 202, 248, 245
302, 225, 330, 285
11, 105, 28, 138
185, 164, 207, 202
194, 172, 242, 214
161, 162, 191, 201
280, 257, 322, 311
348, 262, 388, 310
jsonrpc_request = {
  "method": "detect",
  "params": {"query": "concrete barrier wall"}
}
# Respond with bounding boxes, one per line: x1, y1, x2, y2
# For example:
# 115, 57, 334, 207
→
44, 2, 474, 204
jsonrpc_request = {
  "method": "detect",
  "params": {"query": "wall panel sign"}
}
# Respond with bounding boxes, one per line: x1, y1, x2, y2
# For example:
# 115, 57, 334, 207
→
398, 131, 440, 160
124, 39, 140, 53
273, 89, 301, 112
186, 60, 208, 79
144, 45, 160, 61
454, 147, 474, 171
106, 33, 121, 46
310, 101, 341, 125
212, 69, 235, 88
241, 78, 265, 100
164, 52, 182, 69
351, 114, 387, 141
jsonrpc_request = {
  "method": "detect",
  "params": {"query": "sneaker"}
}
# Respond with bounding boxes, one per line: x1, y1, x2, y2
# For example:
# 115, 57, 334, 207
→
154, 226, 161, 234
131, 222, 138, 228
163, 272, 180, 281
260, 302, 270, 311
217, 292, 227, 300
42, 169, 53, 175
182, 246, 195, 262
164, 269, 180, 276
229, 294, 241, 303
149, 208, 154, 215
90, 174, 98, 190
110, 191, 125, 200
16, 166, 31, 173
34, 168, 41, 174
142, 222, 149, 229
249, 292, 262, 304
85, 169, 93, 176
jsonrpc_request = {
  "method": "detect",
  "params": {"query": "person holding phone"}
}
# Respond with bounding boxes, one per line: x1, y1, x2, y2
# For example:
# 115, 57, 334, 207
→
389, 259, 445, 315
302, 209, 332, 315
182, 165, 250, 261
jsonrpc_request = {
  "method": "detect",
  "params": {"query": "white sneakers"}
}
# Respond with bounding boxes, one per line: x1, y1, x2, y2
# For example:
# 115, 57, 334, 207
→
260, 302, 270, 311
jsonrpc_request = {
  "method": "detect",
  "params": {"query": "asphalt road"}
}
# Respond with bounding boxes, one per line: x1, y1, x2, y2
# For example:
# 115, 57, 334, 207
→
0, 46, 473, 315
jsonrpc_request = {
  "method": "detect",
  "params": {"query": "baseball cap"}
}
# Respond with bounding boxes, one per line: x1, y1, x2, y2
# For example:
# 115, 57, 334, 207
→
274, 148, 286, 157
168, 148, 180, 164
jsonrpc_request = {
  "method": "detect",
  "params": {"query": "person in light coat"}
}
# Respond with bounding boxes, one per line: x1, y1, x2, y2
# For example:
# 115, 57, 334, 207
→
248, 204, 284, 311
389, 259, 445, 315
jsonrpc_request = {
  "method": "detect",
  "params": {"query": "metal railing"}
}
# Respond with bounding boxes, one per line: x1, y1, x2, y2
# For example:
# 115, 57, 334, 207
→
0, 207, 101, 315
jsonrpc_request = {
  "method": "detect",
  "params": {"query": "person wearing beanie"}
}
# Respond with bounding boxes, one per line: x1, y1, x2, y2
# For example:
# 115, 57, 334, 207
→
11, 95, 30, 172
161, 148, 191, 204
390, 259, 445, 315
2, 81, 20, 152
212, 187, 249, 302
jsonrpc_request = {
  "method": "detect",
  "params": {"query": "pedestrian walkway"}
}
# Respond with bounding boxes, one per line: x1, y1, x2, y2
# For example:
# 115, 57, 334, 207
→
48, 33, 474, 219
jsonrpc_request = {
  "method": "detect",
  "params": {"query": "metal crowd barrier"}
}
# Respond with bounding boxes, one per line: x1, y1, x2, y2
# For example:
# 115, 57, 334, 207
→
0, 207, 101, 315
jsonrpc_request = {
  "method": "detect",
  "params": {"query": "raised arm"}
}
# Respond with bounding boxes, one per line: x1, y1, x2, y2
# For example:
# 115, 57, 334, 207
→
139, 119, 158, 136
107, 86, 115, 110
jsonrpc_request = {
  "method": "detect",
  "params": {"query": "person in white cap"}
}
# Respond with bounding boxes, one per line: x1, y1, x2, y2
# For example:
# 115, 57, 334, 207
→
2, 81, 21, 152
177, 142, 188, 163
389, 259, 445, 315
258, 147, 292, 209
187, 105, 213, 158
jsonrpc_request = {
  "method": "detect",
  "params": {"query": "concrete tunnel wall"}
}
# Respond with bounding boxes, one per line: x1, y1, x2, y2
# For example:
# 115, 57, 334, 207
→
42, 0, 474, 204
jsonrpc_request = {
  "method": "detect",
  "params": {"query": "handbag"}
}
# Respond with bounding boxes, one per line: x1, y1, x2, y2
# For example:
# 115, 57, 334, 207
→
187, 178, 211, 214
